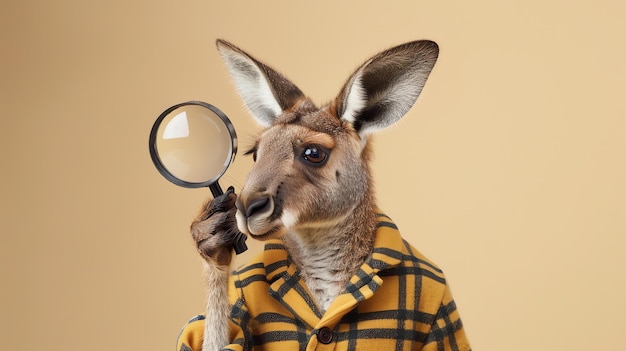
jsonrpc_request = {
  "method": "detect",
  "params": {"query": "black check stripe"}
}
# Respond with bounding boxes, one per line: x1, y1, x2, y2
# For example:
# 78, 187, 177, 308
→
346, 308, 359, 350
335, 328, 429, 343
396, 249, 408, 351
426, 300, 464, 351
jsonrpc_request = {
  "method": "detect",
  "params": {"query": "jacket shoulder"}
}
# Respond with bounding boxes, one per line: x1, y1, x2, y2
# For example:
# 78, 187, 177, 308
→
399, 239, 446, 283
230, 240, 288, 283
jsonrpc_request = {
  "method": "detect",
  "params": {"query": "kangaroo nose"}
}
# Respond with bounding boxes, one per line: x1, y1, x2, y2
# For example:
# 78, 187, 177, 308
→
245, 196, 271, 218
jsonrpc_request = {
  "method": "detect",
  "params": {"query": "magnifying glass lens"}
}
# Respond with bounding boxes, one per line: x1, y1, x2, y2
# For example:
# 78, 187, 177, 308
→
150, 102, 237, 188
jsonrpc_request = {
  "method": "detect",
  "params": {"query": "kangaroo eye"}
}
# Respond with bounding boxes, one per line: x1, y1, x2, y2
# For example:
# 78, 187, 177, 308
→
244, 147, 258, 162
302, 145, 328, 165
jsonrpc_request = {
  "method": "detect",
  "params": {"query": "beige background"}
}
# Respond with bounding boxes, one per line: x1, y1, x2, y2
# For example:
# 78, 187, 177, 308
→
2, 1, 625, 350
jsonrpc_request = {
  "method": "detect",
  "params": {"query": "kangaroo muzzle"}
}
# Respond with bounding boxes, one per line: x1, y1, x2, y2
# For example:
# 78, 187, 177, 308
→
236, 193, 279, 238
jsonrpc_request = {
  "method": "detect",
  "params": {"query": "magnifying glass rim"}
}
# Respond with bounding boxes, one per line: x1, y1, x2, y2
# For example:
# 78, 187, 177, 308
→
149, 101, 237, 188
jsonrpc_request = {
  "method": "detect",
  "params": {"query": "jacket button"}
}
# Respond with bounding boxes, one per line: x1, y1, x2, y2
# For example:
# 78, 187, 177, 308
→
317, 327, 334, 344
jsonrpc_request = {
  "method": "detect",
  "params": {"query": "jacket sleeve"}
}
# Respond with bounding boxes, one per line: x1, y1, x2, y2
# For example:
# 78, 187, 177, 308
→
421, 283, 471, 351
175, 316, 246, 351
176, 315, 205, 351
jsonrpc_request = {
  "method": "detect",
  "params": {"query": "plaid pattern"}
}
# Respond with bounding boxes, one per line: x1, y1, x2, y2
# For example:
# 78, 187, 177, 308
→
177, 213, 470, 350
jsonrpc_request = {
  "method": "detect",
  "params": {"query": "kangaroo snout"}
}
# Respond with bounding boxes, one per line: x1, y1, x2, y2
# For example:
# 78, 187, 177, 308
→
236, 193, 279, 238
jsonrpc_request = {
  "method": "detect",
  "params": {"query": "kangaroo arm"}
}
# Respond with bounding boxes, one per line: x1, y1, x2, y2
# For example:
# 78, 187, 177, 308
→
202, 262, 230, 351
189, 187, 242, 350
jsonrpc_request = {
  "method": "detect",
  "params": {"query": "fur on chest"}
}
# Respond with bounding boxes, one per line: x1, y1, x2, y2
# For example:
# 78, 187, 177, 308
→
286, 235, 356, 313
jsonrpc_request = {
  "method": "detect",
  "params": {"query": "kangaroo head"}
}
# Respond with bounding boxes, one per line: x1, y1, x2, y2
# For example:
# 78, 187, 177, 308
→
216, 39, 438, 241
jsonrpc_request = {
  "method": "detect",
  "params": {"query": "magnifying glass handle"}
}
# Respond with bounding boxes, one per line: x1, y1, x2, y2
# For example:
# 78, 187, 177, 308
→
209, 182, 224, 198
233, 233, 248, 254
209, 182, 248, 254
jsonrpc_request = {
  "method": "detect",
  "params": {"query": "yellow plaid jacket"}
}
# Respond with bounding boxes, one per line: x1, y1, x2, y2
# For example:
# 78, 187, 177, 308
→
177, 213, 471, 350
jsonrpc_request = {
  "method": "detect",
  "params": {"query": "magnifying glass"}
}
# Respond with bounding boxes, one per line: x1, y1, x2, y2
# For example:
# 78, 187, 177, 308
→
149, 101, 247, 254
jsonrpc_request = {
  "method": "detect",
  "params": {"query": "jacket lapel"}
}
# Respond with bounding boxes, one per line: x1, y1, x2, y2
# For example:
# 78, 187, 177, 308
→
265, 241, 323, 329
318, 213, 404, 327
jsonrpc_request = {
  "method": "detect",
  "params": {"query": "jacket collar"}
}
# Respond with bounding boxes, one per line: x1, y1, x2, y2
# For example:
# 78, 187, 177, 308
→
264, 212, 405, 329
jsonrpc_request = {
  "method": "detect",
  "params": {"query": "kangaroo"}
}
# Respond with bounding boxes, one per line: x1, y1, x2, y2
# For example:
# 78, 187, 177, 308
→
181, 39, 470, 351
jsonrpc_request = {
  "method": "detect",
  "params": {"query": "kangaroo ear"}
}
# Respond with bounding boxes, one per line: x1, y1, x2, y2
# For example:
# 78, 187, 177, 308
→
216, 39, 305, 128
335, 40, 439, 138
